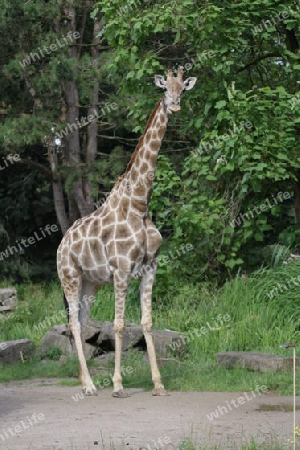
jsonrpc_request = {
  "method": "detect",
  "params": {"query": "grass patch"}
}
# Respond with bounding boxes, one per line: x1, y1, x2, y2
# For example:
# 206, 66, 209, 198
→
56, 379, 80, 387
178, 435, 298, 450
0, 281, 63, 345
0, 356, 80, 382
0, 260, 299, 395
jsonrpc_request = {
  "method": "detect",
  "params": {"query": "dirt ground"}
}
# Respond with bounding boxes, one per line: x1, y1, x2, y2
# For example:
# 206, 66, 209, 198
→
0, 379, 297, 450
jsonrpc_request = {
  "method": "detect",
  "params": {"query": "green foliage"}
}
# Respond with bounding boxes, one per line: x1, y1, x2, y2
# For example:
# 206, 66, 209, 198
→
150, 155, 181, 233
171, 82, 300, 277
0, 283, 63, 344
38, 345, 63, 361
2, 0, 300, 283
92, 0, 300, 280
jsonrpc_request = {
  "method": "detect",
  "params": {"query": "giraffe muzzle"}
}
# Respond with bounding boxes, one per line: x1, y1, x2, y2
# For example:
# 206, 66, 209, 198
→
167, 105, 181, 113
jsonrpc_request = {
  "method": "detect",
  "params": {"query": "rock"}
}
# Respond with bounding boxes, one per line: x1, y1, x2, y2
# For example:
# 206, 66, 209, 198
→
94, 352, 115, 366
38, 321, 185, 363
152, 330, 185, 358
122, 324, 144, 351
59, 355, 68, 365
96, 324, 184, 355
96, 321, 115, 350
95, 321, 144, 351
85, 319, 102, 342
0, 287, 17, 301
0, 287, 17, 312
0, 339, 35, 364
0, 305, 14, 312
40, 331, 77, 357
40, 329, 95, 360
216, 351, 300, 372
52, 324, 71, 336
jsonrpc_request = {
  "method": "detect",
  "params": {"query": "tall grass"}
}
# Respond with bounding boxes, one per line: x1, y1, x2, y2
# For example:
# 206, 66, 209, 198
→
0, 260, 299, 393
0, 282, 63, 344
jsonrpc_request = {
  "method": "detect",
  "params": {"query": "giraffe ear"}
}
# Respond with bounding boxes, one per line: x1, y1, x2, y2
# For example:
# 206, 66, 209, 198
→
183, 77, 197, 91
154, 75, 167, 90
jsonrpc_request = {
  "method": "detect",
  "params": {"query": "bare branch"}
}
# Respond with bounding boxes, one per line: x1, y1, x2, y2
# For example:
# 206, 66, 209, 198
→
18, 158, 53, 180
236, 53, 281, 73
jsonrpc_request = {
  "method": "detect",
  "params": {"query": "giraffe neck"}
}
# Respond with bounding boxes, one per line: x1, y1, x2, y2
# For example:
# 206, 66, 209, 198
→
123, 99, 169, 215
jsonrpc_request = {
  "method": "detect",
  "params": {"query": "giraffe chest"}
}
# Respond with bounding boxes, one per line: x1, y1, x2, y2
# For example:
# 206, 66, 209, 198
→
58, 212, 162, 284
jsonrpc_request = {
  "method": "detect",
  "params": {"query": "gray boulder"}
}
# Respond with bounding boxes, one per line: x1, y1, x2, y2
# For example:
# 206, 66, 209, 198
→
40, 327, 95, 360
216, 351, 300, 372
0, 339, 35, 364
85, 318, 102, 341
96, 322, 144, 351
153, 330, 185, 358
38, 321, 185, 362
0, 287, 17, 312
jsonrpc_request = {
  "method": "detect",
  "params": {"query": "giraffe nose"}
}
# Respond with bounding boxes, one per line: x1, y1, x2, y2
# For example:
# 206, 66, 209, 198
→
168, 101, 181, 112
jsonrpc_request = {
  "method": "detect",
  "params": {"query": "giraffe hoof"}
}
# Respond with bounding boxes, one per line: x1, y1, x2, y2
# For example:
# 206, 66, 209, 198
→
83, 385, 98, 396
152, 387, 169, 396
112, 390, 129, 398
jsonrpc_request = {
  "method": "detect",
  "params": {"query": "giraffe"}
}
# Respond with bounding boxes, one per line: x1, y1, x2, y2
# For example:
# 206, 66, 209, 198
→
57, 68, 197, 397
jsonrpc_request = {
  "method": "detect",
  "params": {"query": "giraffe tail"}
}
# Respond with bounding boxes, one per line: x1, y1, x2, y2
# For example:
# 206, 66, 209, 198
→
63, 293, 70, 323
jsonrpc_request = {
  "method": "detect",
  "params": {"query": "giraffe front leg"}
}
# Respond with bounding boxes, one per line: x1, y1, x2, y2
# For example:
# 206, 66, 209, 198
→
140, 265, 168, 396
112, 271, 130, 398
78, 281, 98, 395
66, 288, 97, 396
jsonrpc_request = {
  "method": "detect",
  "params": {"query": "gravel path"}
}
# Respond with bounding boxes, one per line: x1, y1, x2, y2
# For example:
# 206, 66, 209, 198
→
0, 379, 297, 449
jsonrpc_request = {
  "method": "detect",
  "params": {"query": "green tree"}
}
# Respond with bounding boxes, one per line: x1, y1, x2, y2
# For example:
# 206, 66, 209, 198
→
1, 0, 110, 234
94, 0, 300, 279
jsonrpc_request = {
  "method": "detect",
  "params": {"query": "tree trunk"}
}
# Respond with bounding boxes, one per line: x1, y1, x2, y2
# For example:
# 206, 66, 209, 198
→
61, 4, 93, 220
292, 172, 300, 224
84, 19, 101, 212
48, 141, 70, 235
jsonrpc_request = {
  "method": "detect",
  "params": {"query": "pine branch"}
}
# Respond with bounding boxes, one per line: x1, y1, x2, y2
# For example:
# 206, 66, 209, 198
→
18, 158, 53, 180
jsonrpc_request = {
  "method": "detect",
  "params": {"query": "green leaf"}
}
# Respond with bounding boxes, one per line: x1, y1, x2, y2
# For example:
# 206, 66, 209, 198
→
174, 30, 181, 44
215, 100, 227, 109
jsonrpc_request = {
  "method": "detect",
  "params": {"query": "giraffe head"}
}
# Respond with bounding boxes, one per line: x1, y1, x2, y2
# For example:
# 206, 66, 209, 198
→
154, 67, 197, 114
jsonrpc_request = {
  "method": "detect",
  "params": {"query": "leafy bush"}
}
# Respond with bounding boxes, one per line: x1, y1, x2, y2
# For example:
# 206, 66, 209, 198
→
38, 345, 63, 361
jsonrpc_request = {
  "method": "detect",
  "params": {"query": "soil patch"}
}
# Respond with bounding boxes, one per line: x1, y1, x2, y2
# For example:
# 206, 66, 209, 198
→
0, 379, 297, 449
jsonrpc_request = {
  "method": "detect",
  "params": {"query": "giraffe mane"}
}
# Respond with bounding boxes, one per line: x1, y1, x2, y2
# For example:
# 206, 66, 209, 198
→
112, 99, 162, 191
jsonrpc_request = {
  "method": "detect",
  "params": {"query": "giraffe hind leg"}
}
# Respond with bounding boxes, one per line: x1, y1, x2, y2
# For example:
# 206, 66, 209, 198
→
140, 265, 168, 396
63, 293, 69, 323
78, 281, 98, 366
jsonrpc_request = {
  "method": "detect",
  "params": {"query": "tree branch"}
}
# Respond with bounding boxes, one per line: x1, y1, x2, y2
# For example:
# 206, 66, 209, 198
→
236, 53, 282, 73
18, 158, 53, 180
